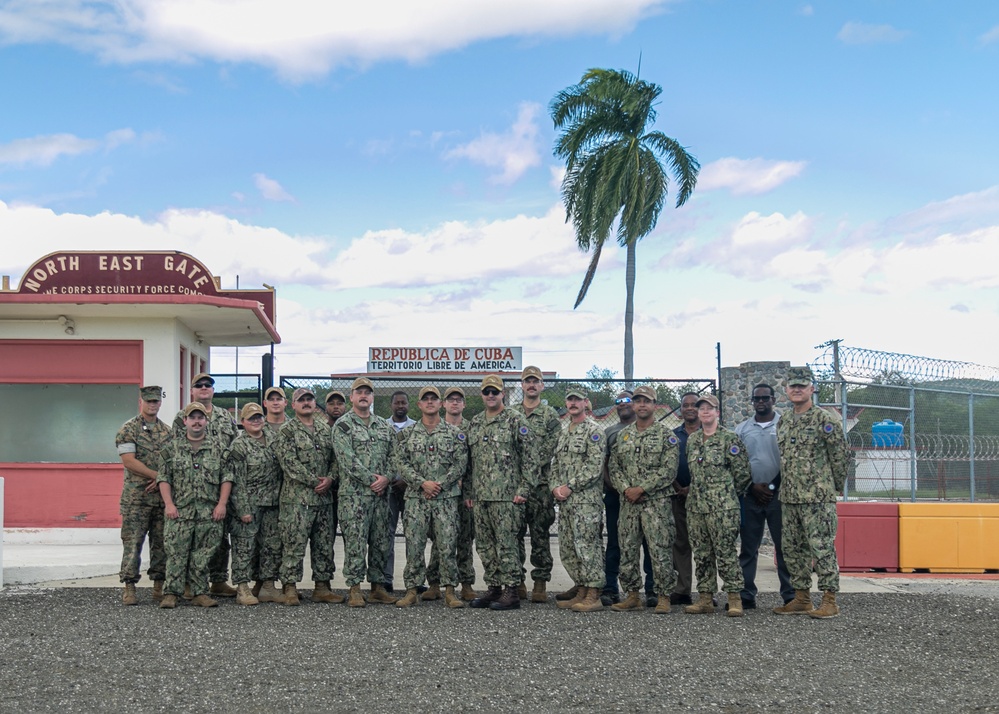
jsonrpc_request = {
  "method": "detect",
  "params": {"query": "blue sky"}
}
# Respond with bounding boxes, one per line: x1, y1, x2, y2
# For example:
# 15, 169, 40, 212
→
1, 0, 998, 381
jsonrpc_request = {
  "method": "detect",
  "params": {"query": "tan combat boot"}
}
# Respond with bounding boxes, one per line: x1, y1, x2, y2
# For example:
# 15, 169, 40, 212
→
191, 593, 219, 608
257, 580, 283, 603
571, 587, 604, 613
517, 582, 528, 600
773, 589, 813, 615
210, 581, 238, 598
684, 592, 716, 614
182, 584, 193, 600
396, 588, 419, 608
313, 581, 345, 604
347, 584, 366, 608
557, 585, 586, 610
611, 591, 644, 612
369, 583, 399, 604
555, 585, 580, 602
252, 581, 263, 598
159, 594, 177, 609
654, 597, 672, 615
422, 583, 441, 601
726, 593, 744, 618
808, 591, 840, 619
531, 580, 547, 603
444, 586, 465, 609
151, 581, 164, 602
236, 583, 259, 606
460, 583, 477, 601
122, 583, 138, 606
282, 583, 300, 606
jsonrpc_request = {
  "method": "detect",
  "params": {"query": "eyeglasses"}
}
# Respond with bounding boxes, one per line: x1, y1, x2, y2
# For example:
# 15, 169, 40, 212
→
481, 388, 501, 396
751, 396, 772, 402
194, 382, 213, 388
615, 397, 632, 405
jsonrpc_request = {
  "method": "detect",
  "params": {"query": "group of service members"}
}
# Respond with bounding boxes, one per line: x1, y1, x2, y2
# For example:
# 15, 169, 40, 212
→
115, 365, 849, 618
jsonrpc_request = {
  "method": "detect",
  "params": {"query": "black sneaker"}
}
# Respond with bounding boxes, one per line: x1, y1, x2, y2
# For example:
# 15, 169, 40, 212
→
670, 593, 693, 606
600, 591, 620, 607
645, 594, 658, 608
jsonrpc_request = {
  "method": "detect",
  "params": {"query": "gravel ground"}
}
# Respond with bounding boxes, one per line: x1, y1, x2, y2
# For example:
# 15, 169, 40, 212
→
2, 587, 999, 713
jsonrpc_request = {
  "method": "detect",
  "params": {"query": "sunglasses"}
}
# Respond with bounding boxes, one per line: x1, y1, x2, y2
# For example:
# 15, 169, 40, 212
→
615, 397, 632, 405
481, 388, 502, 396
193, 382, 214, 388
751, 396, 772, 402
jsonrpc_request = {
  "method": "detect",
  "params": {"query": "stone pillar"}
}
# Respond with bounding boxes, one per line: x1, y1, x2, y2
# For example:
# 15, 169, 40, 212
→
720, 361, 792, 428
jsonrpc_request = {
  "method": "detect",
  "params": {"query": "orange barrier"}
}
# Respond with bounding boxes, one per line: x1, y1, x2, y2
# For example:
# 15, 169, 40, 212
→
898, 503, 999, 573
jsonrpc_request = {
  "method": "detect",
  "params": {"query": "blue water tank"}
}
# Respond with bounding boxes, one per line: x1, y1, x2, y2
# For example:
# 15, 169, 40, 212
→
871, 419, 904, 448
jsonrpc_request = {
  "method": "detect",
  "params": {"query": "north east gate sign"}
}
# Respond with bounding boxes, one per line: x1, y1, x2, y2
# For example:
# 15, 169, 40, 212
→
368, 346, 523, 373
16, 250, 276, 326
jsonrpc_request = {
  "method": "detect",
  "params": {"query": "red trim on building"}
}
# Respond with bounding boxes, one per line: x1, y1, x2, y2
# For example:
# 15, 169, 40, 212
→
0, 463, 122, 528
0, 340, 142, 383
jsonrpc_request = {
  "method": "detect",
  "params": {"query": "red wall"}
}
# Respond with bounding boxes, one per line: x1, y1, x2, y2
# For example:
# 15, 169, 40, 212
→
0, 339, 142, 382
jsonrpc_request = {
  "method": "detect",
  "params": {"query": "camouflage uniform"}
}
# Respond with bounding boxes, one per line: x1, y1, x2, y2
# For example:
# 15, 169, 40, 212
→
172, 406, 238, 582
467, 409, 536, 587
227, 430, 283, 585
115, 414, 171, 584
333, 411, 396, 587
157, 437, 232, 597
426, 417, 476, 586
273, 418, 336, 584
552, 418, 606, 589
608, 421, 679, 597
264, 419, 288, 438
510, 402, 560, 583
777, 405, 850, 592
686, 428, 752, 594
395, 421, 469, 588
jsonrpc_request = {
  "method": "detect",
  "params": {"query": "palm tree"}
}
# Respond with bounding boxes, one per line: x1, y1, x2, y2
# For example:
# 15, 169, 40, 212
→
550, 68, 699, 382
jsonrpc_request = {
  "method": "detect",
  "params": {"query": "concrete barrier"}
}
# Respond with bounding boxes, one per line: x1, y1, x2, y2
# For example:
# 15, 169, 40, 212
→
899, 503, 999, 573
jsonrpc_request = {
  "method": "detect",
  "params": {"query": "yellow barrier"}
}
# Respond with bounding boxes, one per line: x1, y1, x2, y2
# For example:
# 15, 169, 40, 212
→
898, 503, 999, 573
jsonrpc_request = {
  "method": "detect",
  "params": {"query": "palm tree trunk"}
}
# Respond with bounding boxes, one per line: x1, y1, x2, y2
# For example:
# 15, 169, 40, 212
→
623, 241, 636, 385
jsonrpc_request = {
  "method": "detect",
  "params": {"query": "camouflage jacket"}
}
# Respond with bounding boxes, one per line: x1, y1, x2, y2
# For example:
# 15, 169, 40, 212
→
171, 404, 238, 447
273, 417, 335, 506
394, 420, 469, 500
156, 437, 231, 520
264, 419, 288, 438
448, 417, 474, 501
777, 405, 850, 504
608, 421, 679, 501
686, 428, 752, 515
227, 430, 282, 515
333, 411, 395, 498
467, 408, 537, 502
510, 402, 562, 485
551, 418, 604, 506
115, 414, 171, 506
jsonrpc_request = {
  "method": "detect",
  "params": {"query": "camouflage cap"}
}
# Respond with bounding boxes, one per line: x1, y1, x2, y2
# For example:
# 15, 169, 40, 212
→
481, 374, 504, 392
239, 403, 264, 420
632, 385, 657, 402
565, 388, 587, 400
418, 386, 441, 400
325, 389, 346, 403
443, 386, 465, 400
696, 393, 720, 409
521, 365, 543, 381
139, 386, 164, 401
183, 401, 208, 417
787, 366, 814, 387
292, 387, 315, 402
263, 386, 285, 400
192, 372, 215, 386
351, 377, 375, 392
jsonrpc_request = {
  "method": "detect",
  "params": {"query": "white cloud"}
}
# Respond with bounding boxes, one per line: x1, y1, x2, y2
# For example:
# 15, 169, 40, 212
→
837, 21, 909, 45
979, 24, 999, 45
252, 173, 296, 202
797, 5, 814, 17
0, 129, 143, 167
0, 0, 673, 80
697, 157, 806, 195
444, 102, 542, 185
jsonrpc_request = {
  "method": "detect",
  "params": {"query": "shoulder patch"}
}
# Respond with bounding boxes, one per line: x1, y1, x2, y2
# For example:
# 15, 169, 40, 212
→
591, 433, 601, 442
668, 435, 679, 445
519, 426, 529, 436
823, 423, 835, 434
337, 421, 351, 434
729, 444, 741, 455
457, 432, 466, 441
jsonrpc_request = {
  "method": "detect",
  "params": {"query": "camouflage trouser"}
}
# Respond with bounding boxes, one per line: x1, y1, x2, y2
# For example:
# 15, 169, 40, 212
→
231, 504, 281, 584
619, 496, 676, 596
164, 516, 223, 597
783, 501, 840, 592
427, 500, 476, 586
208, 513, 231, 583
339, 492, 391, 587
517, 483, 555, 582
475, 500, 525, 587
278, 502, 335, 584
119, 500, 166, 583
403, 496, 460, 588
688, 507, 744, 594
558, 499, 605, 589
